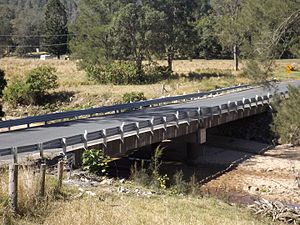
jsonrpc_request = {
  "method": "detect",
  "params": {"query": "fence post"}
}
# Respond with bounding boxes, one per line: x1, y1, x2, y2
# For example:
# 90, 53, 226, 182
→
39, 164, 46, 197
57, 161, 64, 189
9, 163, 18, 214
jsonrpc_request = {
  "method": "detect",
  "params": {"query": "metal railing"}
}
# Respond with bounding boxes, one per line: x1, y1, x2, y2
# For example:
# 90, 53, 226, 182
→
1, 90, 289, 160
0, 84, 250, 131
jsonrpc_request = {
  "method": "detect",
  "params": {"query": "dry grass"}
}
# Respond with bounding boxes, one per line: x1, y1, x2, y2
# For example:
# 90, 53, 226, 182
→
41, 194, 272, 225
0, 166, 73, 225
0, 165, 274, 225
0, 57, 299, 117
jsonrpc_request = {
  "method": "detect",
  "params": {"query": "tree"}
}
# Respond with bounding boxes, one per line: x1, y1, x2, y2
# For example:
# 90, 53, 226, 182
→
0, 5, 14, 57
212, 0, 245, 71
146, 0, 197, 71
12, 6, 44, 55
111, 2, 166, 73
272, 85, 300, 145
44, 0, 68, 58
70, 0, 117, 67
0, 69, 7, 118
240, 0, 300, 84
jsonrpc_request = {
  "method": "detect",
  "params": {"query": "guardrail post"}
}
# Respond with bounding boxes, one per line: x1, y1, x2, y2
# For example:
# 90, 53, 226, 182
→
102, 129, 107, 149
227, 101, 231, 112
135, 122, 140, 139
11, 147, 18, 164
186, 111, 191, 126
163, 116, 167, 132
38, 143, 44, 159
175, 111, 179, 128
234, 101, 238, 112
82, 130, 88, 150
150, 117, 154, 135
242, 98, 246, 110
39, 164, 46, 197
9, 163, 18, 214
61, 138, 67, 155
120, 123, 125, 143
267, 92, 271, 103
255, 95, 259, 106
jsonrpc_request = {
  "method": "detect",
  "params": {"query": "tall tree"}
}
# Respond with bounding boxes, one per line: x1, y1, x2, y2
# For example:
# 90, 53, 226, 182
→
70, 0, 117, 67
146, 0, 197, 71
44, 0, 68, 58
111, 2, 166, 72
0, 5, 14, 57
212, 0, 244, 71
12, 6, 44, 55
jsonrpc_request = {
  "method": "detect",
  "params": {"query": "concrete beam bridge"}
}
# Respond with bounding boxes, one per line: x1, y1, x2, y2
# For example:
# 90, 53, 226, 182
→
0, 80, 299, 163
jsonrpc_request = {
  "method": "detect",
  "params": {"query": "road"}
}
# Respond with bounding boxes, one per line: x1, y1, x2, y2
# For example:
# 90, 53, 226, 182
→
0, 80, 299, 150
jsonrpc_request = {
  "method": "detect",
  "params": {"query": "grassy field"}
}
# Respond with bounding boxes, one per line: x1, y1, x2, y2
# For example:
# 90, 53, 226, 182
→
0, 57, 299, 117
0, 168, 274, 225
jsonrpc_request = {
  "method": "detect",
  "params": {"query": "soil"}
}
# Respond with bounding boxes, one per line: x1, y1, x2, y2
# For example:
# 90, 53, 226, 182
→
200, 144, 300, 206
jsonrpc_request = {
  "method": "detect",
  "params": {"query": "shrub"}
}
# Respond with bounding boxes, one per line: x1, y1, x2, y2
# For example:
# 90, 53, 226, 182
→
82, 149, 111, 176
3, 66, 58, 106
86, 62, 140, 85
170, 170, 188, 195
3, 78, 29, 106
86, 62, 173, 85
272, 85, 300, 145
122, 92, 146, 103
130, 146, 169, 190
25, 66, 58, 103
0, 69, 7, 97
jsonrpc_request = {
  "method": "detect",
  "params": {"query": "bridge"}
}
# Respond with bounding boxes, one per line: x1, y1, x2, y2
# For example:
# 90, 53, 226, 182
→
0, 80, 299, 162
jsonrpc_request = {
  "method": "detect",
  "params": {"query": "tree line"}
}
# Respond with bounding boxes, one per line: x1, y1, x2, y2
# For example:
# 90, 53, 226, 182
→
0, 0, 299, 73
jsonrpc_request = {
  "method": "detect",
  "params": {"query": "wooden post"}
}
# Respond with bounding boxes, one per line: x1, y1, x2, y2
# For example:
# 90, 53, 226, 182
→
9, 164, 18, 213
39, 164, 46, 197
57, 161, 64, 189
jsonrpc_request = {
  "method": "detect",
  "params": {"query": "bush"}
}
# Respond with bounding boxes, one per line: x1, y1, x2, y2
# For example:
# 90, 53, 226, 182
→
122, 92, 146, 103
86, 62, 173, 85
3, 66, 58, 106
82, 149, 111, 176
25, 66, 58, 101
3, 78, 29, 106
86, 62, 140, 85
0, 69, 7, 97
272, 85, 300, 145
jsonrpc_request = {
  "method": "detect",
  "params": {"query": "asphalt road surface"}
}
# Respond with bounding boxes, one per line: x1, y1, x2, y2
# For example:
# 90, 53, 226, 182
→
0, 80, 299, 150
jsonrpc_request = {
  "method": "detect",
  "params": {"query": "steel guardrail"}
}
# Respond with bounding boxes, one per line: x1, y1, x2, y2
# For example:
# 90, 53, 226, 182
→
0, 84, 250, 131
1, 90, 290, 160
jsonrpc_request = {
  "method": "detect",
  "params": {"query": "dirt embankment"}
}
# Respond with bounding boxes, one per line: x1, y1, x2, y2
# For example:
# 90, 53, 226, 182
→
200, 142, 300, 206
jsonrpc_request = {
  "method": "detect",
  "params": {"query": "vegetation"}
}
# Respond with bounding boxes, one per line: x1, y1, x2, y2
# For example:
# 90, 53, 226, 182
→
122, 92, 146, 104
0, 165, 272, 225
0, 69, 7, 118
1, 0, 297, 84
82, 149, 111, 176
0, 166, 74, 225
3, 66, 58, 106
43, 0, 69, 58
272, 85, 300, 145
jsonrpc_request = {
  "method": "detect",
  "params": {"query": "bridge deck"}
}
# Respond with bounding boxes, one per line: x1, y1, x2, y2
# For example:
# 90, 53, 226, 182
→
0, 80, 299, 150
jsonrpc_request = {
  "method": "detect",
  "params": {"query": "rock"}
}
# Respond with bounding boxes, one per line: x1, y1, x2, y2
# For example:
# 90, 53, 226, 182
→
117, 186, 129, 193
119, 178, 126, 184
100, 178, 114, 185
86, 191, 96, 197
